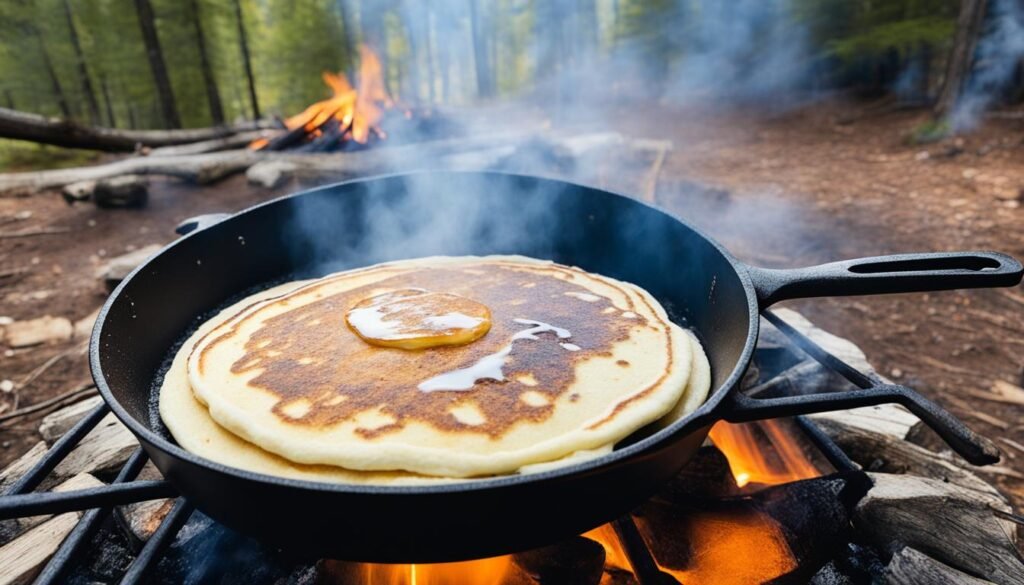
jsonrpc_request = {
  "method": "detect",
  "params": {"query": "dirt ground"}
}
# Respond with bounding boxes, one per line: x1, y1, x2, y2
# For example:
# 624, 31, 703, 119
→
1, 98, 1022, 512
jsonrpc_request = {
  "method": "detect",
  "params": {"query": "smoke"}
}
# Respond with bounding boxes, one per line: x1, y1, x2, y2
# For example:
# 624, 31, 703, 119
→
663, 0, 811, 103
950, 0, 1024, 131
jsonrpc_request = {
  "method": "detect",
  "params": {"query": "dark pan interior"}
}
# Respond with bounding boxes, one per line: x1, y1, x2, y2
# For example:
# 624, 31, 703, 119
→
97, 172, 754, 434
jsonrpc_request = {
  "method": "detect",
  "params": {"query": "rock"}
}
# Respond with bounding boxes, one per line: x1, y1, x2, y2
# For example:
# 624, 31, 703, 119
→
246, 160, 297, 189
61, 180, 97, 204
0, 381, 11, 393
93, 175, 149, 209
993, 187, 1022, 202
962, 168, 979, 180
73, 308, 100, 339
914, 151, 930, 161
2, 316, 73, 348
95, 244, 162, 287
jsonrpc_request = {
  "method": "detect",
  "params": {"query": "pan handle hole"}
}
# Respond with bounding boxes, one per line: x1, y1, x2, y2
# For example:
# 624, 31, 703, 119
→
849, 256, 1000, 274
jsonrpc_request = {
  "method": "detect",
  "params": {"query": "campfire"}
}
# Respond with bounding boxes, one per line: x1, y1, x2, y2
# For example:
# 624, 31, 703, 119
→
250, 46, 402, 153
321, 420, 821, 585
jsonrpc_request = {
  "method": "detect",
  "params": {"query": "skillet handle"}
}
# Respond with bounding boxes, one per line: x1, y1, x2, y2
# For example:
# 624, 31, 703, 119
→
721, 384, 1001, 466
746, 251, 1023, 308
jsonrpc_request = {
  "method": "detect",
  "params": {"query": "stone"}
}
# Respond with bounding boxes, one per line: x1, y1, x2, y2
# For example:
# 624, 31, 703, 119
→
246, 160, 297, 189
95, 244, 163, 287
93, 175, 148, 208
2, 316, 73, 348
61, 180, 97, 204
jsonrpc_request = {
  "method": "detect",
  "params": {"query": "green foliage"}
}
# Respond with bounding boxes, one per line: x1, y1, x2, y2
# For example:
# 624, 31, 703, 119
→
827, 17, 955, 62
906, 119, 951, 144
0, 139, 100, 171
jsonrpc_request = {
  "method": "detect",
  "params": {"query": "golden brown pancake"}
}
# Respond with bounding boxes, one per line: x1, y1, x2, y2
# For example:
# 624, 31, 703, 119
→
186, 256, 698, 478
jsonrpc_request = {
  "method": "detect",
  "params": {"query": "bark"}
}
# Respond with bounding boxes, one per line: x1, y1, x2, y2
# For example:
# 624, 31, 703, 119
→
935, 0, 990, 117
100, 76, 116, 127
0, 107, 274, 151
35, 29, 70, 119
468, 0, 495, 98
134, 0, 181, 128
856, 472, 1024, 585
62, 0, 101, 124
885, 547, 996, 585
232, 0, 260, 119
189, 0, 224, 125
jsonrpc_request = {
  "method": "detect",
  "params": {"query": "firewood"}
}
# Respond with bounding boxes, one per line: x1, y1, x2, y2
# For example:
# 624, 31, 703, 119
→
0, 474, 103, 585
769, 308, 876, 373
145, 130, 276, 157
809, 404, 921, 441
92, 175, 149, 209
512, 536, 606, 585
116, 461, 171, 544
811, 417, 1002, 498
855, 472, 1024, 585
885, 547, 995, 585
0, 442, 46, 494
44, 412, 136, 490
38, 395, 104, 443
0, 473, 103, 546
0, 106, 276, 152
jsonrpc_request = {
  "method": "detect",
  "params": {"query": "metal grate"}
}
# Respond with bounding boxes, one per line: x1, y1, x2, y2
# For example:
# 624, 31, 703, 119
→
0, 309, 989, 584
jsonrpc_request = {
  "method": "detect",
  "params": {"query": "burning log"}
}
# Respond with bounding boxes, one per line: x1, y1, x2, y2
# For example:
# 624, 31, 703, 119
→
511, 537, 606, 585
116, 461, 171, 544
0, 106, 277, 152
855, 472, 1024, 585
885, 547, 996, 585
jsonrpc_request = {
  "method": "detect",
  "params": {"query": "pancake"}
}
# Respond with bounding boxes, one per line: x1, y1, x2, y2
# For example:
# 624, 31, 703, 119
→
185, 256, 699, 478
159, 282, 613, 484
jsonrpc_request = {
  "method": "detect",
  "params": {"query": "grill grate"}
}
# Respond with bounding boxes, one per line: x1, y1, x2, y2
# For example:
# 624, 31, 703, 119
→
0, 309, 987, 584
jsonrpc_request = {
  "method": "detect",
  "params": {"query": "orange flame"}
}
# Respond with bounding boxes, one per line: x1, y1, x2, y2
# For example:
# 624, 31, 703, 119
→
326, 420, 820, 584
709, 420, 819, 487
319, 556, 512, 585
251, 45, 392, 149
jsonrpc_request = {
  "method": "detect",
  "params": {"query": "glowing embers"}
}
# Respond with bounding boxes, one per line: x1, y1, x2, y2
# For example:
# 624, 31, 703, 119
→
346, 288, 491, 350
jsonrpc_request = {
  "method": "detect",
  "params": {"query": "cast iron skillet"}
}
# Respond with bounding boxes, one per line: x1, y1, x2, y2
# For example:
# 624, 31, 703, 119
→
91, 171, 1022, 562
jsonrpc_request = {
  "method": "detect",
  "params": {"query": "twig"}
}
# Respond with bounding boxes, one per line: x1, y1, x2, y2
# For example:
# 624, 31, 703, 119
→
990, 506, 1024, 527
0, 382, 97, 424
17, 342, 86, 390
641, 141, 671, 203
0, 267, 29, 279
998, 437, 1024, 456
0, 227, 71, 239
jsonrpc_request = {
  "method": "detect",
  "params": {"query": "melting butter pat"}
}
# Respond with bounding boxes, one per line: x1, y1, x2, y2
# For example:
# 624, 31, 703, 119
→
345, 288, 491, 350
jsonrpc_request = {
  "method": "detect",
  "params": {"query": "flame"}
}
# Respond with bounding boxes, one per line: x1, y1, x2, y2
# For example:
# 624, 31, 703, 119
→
709, 420, 819, 487
583, 524, 632, 572
319, 557, 512, 585
251, 45, 392, 149
324, 420, 819, 584
637, 509, 798, 585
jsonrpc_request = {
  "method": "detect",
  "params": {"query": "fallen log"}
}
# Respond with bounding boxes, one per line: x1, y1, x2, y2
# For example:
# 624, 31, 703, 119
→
0, 107, 276, 152
0, 131, 661, 195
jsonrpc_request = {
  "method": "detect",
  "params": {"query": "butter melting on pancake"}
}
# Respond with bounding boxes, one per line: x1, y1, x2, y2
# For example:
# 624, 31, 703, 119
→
187, 256, 695, 478
346, 289, 491, 350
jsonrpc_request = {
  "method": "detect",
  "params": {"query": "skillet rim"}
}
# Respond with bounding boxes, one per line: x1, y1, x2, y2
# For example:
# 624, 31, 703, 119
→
89, 170, 761, 495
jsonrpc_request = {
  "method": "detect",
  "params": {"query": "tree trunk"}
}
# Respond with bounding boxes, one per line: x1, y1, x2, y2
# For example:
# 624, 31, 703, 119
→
189, 0, 225, 125
359, 0, 389, 91
34, 29, 70, 118
232, 0, 260, 119
62, 0, 101, 124
0, 107, 275, 151
335, 0, 357, 76
134, 0, 181, 128
468, 0, 495, 98
100, 76, 116, 127
935, 0, 989, 117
